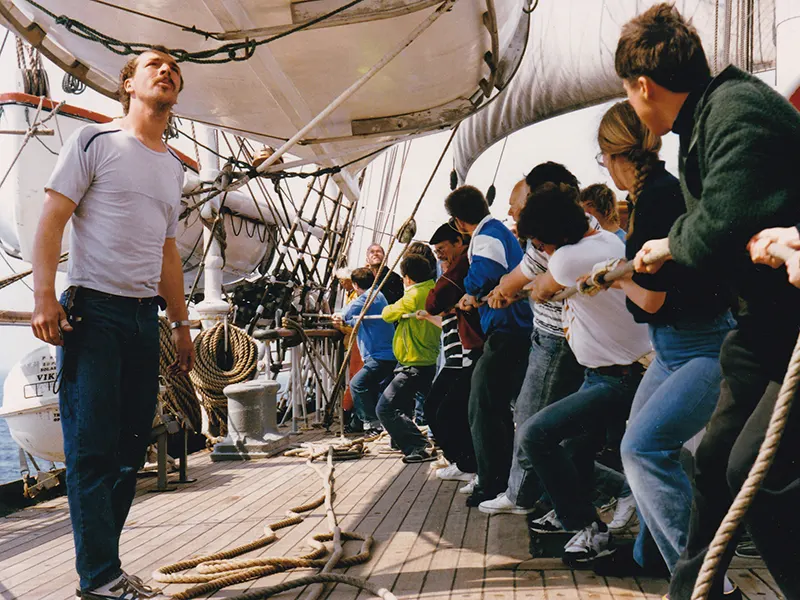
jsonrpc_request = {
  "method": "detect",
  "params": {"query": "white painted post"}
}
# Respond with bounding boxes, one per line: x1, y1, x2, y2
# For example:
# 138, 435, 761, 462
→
194, 125, 230, 328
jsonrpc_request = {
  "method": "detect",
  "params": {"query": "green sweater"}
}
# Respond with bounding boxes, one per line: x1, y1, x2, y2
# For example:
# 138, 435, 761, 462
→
382, 280, 440, 366
669, 66, 800, 329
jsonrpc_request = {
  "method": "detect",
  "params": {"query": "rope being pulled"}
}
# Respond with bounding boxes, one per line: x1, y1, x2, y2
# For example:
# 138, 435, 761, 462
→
691, 242, 800, 600
189, 322, 257, 435
153, 447, 397, 600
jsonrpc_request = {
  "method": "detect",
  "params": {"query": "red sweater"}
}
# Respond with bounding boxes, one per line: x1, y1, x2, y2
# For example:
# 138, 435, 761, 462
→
425, 251, 485, 350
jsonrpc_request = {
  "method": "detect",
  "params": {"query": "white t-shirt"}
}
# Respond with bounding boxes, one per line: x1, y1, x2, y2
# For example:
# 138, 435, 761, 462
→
548, 230, 651, 368
46, 122, 184, 297
520, 215, 603, 338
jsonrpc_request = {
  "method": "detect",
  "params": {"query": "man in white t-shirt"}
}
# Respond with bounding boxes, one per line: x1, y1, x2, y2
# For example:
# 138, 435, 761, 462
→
512, 183, 650, 567
31, 46, 192, 600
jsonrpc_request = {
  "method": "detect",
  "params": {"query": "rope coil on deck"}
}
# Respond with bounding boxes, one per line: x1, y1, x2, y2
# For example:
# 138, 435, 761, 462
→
153, 446, 397, 600
189, 322, 257, 435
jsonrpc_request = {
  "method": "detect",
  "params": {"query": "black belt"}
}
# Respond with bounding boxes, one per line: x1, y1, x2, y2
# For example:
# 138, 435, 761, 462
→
79, 287, 167, 310
593, 362, 644, 378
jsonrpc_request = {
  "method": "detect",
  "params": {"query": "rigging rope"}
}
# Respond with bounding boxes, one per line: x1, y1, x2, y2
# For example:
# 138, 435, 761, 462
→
24, 0, 368, 64
189, 322, 258, 436
0, 253, 67, 292
153, 446, 397, 600
323, 124, 460, 428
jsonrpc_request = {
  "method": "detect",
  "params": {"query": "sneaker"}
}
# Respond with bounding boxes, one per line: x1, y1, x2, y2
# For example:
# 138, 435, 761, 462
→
79, 573, 165, 599
402, 447, 436, 464
562, 522, 615, 566
478, 492, 535, 515
435, 464, 475, 482
608, 494, 638, 534
529, 509, 577, 534
459, 474, 478, 494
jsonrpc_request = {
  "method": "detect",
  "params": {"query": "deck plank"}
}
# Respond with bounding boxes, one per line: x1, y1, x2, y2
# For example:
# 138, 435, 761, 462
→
0, 431, 781, 600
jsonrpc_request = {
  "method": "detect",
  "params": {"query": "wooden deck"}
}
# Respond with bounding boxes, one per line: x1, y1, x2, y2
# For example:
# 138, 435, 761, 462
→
0, 431, 782, 600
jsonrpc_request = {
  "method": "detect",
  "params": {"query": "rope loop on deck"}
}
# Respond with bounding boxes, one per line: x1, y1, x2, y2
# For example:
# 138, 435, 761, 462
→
153, 445, 397, 600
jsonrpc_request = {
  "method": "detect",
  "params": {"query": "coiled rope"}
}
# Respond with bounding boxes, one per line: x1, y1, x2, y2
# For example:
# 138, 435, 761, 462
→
153, 446, 397, 600
157, 317, 202, 432
189, 322, 257, 435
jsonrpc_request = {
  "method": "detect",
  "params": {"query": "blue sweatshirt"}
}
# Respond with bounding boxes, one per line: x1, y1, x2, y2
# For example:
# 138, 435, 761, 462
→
342, 291, 396, 362
464, 216, 533, 336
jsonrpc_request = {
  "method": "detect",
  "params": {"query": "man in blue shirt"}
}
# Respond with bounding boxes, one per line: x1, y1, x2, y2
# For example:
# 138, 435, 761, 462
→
445, 185, 533, 506
334, 267, 396, 435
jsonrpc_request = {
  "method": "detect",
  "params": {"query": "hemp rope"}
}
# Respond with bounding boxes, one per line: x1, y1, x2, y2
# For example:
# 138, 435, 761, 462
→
153, 446, 397, 600
189, 322, 257, 436
157, 317, 202, 432
691, 242, 800, 600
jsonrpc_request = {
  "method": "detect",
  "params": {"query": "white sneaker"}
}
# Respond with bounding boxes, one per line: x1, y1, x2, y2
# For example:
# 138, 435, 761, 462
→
478, 492, 534, 515
562, 522, 616, 566
608, 494, 638, 534
436, 464, 475, 482
459, 474, 478, 494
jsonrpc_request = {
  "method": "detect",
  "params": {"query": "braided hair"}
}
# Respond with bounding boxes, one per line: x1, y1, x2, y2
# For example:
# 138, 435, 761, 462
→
597, 101, 661, 236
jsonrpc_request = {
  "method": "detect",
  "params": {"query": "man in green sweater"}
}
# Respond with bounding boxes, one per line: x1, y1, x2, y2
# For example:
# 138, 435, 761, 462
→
377, 253, 441, 464
616, 4, 800, 599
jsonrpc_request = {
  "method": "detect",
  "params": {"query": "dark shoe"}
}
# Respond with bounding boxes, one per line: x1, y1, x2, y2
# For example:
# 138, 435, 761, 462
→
365, 427, 384, 437
466, 486, 503, 507
79, 573, 166, 599
592, 543, 668, 578
402, 448, 436, 464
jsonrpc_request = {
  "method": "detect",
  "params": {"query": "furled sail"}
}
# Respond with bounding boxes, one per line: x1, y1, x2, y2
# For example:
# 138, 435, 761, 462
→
453, 0, 776, 181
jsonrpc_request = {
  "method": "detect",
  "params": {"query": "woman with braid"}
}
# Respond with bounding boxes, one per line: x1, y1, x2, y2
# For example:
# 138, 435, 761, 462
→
592, 101, 735, 580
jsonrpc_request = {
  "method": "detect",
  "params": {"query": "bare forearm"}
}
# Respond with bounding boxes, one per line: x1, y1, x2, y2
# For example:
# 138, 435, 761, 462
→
618, 279, 666, 314
497, 265, 531, 296
32, 192, 74, 299
159, 242, 189, 322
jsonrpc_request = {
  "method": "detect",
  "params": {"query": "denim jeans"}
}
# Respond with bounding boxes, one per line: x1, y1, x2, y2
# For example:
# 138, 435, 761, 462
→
59, 290, 160, 591
349, 357, 396, 429
376, 364, 436, 455
515, 366, 642, 530
507, 328, 585, 505
622, 313, 734, 573
424, 363, 478, 473
670, 326, 800, 600
468, 332, 531, 494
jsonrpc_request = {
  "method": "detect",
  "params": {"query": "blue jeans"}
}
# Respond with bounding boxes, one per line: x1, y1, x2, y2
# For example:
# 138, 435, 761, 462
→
59, 290, 160, 591
376, 364, 436, 455
349, 358, 396, 429
516, 366, 642, 530
622, 313, 735, 573
507, 328, 585, 505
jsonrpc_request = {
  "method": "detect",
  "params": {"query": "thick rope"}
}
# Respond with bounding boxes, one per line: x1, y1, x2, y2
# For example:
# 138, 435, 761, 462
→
189, 322, 257, 435
153, 445, 397, 600
691, 244, 800, 599
157, 317, 202, 431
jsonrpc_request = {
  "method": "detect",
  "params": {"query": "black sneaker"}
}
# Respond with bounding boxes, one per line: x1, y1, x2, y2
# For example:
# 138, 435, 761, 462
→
402, 448, 436, 464
466, 486, 503, 507
592, 543, 668, 578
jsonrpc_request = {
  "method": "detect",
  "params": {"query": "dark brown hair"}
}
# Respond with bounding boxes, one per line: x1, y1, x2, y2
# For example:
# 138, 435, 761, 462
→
401, 254, 435, 284
517, 183, 588, 247
118, 46, 184, 114
615, 3, 710, 92
350, 267, 375, 290
444, 185, 490, 225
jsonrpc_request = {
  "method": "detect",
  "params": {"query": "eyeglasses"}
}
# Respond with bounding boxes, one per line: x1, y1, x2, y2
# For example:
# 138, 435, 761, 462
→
595, 152, 606, 168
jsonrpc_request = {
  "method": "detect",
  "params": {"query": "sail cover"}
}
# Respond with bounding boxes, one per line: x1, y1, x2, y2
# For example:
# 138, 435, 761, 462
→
453, 0, 776, 181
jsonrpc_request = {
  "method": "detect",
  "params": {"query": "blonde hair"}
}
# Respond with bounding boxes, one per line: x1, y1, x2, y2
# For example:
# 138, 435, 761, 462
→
598, 101, 661, 235
579, 184, 620, 228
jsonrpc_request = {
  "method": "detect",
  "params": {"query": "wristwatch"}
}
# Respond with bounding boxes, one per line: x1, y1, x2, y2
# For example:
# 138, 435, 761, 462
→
169, 320, 192, 330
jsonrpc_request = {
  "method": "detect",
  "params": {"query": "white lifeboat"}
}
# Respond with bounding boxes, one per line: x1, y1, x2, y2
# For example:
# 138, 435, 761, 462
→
0, 344, 64, 463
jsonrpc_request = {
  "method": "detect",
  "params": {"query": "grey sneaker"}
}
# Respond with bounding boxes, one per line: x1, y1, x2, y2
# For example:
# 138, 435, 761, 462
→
562, 522, 616, 566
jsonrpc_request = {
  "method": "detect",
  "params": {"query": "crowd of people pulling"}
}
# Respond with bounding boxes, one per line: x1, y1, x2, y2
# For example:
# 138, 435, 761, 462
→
333, 5, 800, 599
